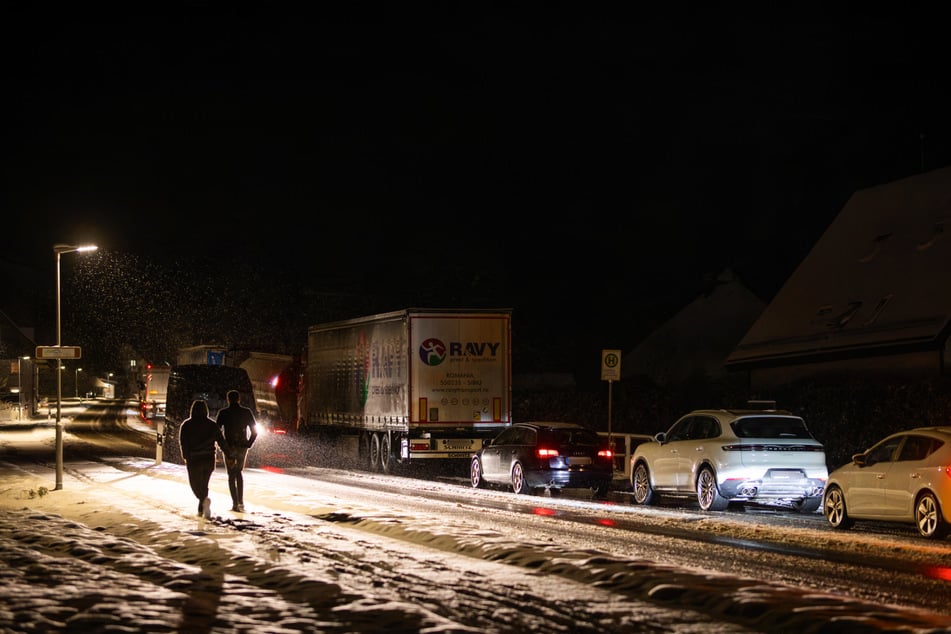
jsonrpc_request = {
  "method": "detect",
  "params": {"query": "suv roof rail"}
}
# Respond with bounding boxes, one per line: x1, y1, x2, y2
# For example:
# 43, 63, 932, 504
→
746, 399, 777, 410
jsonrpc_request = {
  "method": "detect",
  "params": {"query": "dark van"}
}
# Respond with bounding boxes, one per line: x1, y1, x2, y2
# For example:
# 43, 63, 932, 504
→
163, 364, 257, 463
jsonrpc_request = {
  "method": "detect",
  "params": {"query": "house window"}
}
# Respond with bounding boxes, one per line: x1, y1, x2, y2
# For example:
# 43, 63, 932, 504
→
826, 301, 862, 329
858, 233, 892, 263
916, 219, 945, 251
863, 294, 893, 326
811, 305, 832, 326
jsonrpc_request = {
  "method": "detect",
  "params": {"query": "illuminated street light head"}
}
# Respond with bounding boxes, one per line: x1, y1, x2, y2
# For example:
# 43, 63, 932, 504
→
53, 243, 98, 255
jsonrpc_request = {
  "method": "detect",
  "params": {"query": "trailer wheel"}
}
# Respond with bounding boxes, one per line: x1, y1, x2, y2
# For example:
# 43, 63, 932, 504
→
380, 432, 397, 474
369, 433, 382, 472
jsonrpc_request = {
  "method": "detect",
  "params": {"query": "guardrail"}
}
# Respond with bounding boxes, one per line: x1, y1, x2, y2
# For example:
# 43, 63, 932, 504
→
598, 432, 653, 479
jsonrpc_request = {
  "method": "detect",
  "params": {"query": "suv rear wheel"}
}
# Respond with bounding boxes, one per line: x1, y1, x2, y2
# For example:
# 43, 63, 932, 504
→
696, 467, 728, 511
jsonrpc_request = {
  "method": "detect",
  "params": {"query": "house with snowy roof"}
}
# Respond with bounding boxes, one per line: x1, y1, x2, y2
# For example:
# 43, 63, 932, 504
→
622, 269, 765, 386
725, 166, 951, 390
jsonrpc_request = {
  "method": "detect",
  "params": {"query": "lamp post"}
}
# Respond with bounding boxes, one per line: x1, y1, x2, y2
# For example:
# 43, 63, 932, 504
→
75, 367, 82, 399
54, 243, 98, 491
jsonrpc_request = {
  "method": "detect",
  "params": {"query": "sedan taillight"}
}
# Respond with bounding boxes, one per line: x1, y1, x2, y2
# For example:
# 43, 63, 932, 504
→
536, 447, 559, 458
598, 449, 613, 459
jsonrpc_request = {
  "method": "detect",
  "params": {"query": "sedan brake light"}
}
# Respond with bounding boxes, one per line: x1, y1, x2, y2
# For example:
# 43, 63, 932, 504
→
536, 447, 559, 458
598, 449, 613, 459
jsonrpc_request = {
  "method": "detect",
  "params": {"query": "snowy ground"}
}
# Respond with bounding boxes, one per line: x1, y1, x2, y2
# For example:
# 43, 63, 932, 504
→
1, 403, 951, 633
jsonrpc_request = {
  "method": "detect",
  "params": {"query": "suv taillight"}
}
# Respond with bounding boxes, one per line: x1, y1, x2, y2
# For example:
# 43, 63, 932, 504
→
722, 444, 824, 452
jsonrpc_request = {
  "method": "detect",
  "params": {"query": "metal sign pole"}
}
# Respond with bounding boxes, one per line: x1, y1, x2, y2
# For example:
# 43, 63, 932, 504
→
608, 378, 613, 451
600, 349, 622, 471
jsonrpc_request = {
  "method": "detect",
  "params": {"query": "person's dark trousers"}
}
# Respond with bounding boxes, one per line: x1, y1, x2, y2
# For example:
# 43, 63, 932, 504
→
225, 447, 250, 508
186, 454, 216, 508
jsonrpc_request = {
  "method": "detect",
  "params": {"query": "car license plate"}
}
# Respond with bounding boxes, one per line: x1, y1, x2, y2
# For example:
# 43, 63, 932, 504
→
566, 457, 591, 465
767, 469, 804, 480
439, 439, 475, 451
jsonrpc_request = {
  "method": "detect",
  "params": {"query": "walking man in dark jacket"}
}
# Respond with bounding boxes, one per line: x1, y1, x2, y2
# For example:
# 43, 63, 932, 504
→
216, 389, 258, 512
179, 399, 226, 519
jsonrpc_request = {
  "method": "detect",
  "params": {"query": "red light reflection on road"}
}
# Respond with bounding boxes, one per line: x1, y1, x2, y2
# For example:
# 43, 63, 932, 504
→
923, 566, 951, 582
530, 507, 616, 527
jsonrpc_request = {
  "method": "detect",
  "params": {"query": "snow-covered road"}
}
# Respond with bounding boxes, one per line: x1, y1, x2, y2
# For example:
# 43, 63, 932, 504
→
1, 405, 950, 632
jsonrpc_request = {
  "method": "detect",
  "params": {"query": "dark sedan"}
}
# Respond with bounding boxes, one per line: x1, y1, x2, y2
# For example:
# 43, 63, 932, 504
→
470, 421, 614, 498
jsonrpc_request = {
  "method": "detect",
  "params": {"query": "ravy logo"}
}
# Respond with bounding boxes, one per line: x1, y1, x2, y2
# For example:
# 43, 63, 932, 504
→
419, 338, 502, 365
418, 338, 448, 366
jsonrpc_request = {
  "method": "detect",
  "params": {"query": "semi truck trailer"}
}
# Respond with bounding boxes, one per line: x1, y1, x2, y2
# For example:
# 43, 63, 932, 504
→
276, 308, 513, 473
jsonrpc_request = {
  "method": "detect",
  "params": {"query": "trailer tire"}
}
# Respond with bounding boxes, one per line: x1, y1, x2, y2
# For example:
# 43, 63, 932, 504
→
369, 433, 383, 472
380, 432, 397, 474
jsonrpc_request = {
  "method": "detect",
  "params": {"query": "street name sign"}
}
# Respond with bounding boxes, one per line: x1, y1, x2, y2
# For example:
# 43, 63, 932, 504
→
36, 346, 82, 360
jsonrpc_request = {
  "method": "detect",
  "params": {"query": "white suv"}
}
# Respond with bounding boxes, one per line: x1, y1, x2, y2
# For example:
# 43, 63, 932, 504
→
630, 407, 828, 513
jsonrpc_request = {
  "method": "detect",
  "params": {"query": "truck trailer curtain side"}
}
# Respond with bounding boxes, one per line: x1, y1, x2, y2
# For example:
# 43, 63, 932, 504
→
301, 308, 513, 473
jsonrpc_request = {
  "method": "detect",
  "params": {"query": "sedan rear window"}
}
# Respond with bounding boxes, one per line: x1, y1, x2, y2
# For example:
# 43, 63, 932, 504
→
732, 417, 814, 439
543, 429, 601, 446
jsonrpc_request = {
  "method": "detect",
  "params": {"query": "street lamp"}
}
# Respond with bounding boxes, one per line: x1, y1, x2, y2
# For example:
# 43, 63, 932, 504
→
54, 242, 98, 491
75, 367, 82, 399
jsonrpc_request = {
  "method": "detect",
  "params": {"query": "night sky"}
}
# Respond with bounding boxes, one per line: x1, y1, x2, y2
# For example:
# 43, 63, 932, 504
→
3, 11, 949, 382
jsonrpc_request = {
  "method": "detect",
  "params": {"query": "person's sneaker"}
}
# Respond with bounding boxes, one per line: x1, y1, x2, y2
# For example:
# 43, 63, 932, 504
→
231, 504, 241, 512
235, 504, 245, 513
201, 498, 211, 519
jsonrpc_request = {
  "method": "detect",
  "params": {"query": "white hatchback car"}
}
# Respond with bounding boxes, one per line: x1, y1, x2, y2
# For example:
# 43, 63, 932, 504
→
823, 426, 951, 539
630, 407, 828, 512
